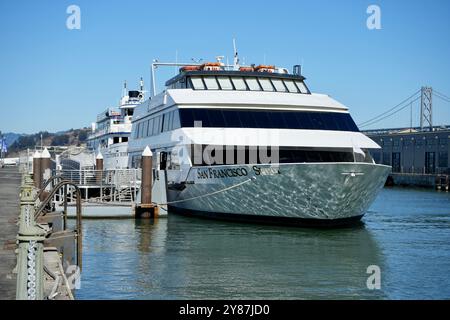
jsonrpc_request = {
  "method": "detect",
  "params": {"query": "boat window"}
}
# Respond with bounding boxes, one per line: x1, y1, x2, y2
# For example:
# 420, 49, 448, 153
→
113, 137, 120, 144
142, 120, 148, 137
191, 77, 205, 90
166, 111, 173, 131
152, 117, 160, 135
231, 77, 247, 90
295, 81, 309, 94
172, 110, 181, 129
134, 123, 140, 139
203, 77, 220, 90
139, 121, 145, 138
217, 77, 233, 90
283, 80, 298, 93
271, 79, 287, 92
221, 109, 242, 127
245, 78, 262, 91
122, 137, 128, 143
258, 78, 274, 91
179, 109, 359, 132
147, 118, 154, 136
160, 114, 168, 132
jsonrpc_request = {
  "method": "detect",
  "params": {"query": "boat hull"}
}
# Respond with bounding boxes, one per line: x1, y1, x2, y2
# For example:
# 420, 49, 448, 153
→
167, 162, 390, 226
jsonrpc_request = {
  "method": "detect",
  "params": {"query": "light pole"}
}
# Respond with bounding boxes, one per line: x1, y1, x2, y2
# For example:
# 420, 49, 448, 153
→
0, 130, 4, 160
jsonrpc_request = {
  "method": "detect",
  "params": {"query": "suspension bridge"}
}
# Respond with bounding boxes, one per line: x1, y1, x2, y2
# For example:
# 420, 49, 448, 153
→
359, 86, 450, 189
359, 86, 450, 134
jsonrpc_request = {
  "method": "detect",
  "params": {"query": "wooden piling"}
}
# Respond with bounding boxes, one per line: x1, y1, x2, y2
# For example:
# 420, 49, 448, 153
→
32, 150, 41, 189
95, 152, 104, 184
136, 146, 156, 218
40, 148, 51, 201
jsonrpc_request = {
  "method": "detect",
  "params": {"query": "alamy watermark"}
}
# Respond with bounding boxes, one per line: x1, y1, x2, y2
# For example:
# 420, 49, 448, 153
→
66, 265, 81, 290
366, 265, 381, 290
367, 5, 382, 30
176, 120, 280, 166
66, 5, 81, 30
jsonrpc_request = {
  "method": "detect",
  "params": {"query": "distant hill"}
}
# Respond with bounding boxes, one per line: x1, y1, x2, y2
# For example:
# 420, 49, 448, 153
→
2, 132, 23, 147
5, 128, 90, 156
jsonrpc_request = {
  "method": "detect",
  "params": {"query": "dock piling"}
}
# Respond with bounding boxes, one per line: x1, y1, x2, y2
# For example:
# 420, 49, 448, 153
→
40, 148, 51, 201
32, 151, 41, 190
95, 152, 103, 185
136, 146, 157, 218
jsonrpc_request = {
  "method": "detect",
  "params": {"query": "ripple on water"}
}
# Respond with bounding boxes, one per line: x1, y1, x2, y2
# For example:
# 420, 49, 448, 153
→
74, 187, 450, 300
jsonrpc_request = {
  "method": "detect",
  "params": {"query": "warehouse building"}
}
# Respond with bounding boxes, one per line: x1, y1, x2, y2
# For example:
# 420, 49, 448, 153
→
365, 126, 450, 175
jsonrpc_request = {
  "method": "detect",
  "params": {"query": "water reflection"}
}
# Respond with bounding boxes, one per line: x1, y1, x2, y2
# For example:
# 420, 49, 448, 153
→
75, 188, 450, 299
77, 215, 386, 299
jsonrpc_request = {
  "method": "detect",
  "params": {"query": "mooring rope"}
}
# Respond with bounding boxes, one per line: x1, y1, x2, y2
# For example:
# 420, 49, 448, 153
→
158, 177, 254, 206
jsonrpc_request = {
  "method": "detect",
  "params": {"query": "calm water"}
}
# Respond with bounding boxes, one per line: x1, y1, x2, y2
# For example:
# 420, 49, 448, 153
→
73, 188, 450, 300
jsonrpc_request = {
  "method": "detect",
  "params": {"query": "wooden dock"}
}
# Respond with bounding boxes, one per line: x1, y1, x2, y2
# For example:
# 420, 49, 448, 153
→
0, 167, 21, 300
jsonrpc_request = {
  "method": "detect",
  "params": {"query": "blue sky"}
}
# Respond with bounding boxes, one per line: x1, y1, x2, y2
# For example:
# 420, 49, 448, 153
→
0, 0, 449, 134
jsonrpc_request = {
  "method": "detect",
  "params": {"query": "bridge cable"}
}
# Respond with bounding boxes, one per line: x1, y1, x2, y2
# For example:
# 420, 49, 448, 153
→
357, 89, 421, 127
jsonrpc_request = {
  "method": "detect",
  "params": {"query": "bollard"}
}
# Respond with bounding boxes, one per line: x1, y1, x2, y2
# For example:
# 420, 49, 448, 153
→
41, 148, 51, 181
32, 151, 41, 190
96, 152, 104, 184
16, 174, 46, 300
138, 146, 154, 218
40, 148, 51, 201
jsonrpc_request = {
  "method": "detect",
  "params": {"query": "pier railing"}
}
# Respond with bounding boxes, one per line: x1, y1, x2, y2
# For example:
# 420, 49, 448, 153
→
54, 168, 141, 203
16, 173, 82, 300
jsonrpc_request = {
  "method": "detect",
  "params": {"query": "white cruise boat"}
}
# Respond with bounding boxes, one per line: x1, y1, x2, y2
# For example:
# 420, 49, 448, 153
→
128, 58, 390, 226
87, 80, 145, 169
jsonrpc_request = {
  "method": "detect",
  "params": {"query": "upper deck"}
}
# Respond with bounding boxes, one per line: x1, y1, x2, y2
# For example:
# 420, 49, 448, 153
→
164, 65, 310, 95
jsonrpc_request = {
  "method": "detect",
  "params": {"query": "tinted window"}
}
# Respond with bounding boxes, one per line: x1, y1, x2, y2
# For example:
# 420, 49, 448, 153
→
207, 109, 226, 127
147, 119, 153, 136
190, 145, 354, 165
152, 116, 160, 135
178, 109, 359, 132
222, 110, 243, 127
172, 110, 181, 129
192, 109, 210, 127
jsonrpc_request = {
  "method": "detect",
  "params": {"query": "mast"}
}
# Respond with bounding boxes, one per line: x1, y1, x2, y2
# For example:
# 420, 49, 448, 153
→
233, 38, 240, 70
122, 80, 127, 97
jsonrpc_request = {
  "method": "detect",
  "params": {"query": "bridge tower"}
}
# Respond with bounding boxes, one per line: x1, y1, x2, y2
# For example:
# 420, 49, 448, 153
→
420, 86, 433, 131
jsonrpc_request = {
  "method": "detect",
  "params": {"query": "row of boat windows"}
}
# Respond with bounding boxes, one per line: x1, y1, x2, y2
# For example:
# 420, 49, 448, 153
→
130, 146, 356, 169
190, 146, 355, 166
133, 109, 359, 139
188, 76, 309, 93
169, 76, 310, 94
134, 110, 181, 139
179, 109, 359, 132
113, 137, 128, 144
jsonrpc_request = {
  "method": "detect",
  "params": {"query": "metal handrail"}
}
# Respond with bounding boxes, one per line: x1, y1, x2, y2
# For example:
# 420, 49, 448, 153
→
34, 180, 83, 271
34, 175, 65, 201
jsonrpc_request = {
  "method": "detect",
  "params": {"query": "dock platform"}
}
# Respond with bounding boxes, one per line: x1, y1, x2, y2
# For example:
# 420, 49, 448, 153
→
0, 167, 21, 300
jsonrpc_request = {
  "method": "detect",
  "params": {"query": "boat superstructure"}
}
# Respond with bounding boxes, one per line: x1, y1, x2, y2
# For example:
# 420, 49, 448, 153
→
128, 55, 390, 226
87, 80, 145, 169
